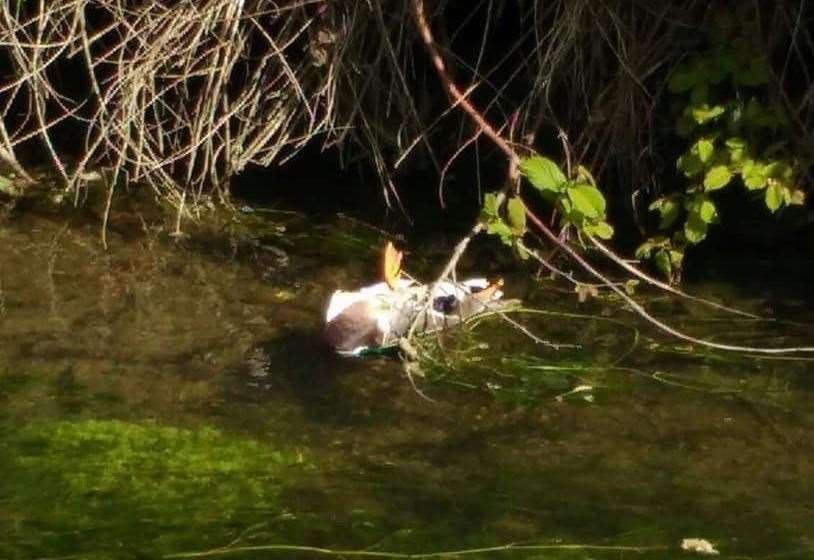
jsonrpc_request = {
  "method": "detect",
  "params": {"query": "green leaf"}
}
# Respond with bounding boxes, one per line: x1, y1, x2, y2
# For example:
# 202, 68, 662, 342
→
691, 103, 726, 124
669, 247, 685, 267
506, 196, 526, 235
481, 192, 500, 218
727, 146, 747, 166
584, 220, 614, 240
724, 137, 748, 166
649, 197, 681, 230
765, 183, 784, 212
677, 152, 703, 178
685, 194, 718, 223
654, 249, 672, 280
698, 197, 718, 223
742, 159, 767, 190
520, 156, 567, 193
486, 219, 514, 243
704, 165, 732, 191
668, 68, 700, 93
566, 183, 606, 219
635, 236, 669, 259
694, 138, 715, 164
635, 241, 653, 259
684, 212, 708, 244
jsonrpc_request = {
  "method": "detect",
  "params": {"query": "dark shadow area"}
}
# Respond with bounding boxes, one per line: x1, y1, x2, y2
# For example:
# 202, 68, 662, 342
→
228, 328, 402, 426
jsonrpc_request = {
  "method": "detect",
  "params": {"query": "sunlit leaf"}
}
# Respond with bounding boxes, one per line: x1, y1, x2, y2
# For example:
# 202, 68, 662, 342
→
635, 236, 669, 259
695, 138, 715, 164
506, 196, 526, 235
481, 192, 500, 219
486, 219, 513, 242
698, 197, 718, 223
684, 212, 708, 243
742, 159, 767, 190
520, 156, 567, 193
515, 240, 530, 260
764, 183, 784, 212
691, 103, 726, 124
566, 183, 606, 219
669, 247, 685, 267
704, 165, 732, 191
584, 220, 614, 240
635, 241, 653, 259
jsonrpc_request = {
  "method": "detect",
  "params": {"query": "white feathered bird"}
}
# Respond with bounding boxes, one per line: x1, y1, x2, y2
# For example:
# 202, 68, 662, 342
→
324, 243, 503, 355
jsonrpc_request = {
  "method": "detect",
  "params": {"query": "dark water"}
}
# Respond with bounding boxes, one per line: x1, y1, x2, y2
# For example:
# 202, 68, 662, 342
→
1, 199, 813, 560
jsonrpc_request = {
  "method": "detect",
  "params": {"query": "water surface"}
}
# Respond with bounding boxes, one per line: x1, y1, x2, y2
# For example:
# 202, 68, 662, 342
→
1, 200, 812, 559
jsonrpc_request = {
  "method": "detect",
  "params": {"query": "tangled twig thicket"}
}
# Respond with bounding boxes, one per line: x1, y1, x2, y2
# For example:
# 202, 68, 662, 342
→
1, 0, 812, 212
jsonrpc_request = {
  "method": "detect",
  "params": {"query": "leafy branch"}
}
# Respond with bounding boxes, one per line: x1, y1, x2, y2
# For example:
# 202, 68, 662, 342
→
638, 12, 807, 282
411, 0, 814, 356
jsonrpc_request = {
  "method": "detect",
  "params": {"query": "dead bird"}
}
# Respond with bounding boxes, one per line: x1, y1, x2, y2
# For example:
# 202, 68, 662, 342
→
324, 242, 503, 356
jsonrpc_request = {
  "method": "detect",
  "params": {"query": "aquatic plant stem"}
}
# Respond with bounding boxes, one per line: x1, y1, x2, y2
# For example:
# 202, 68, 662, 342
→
165, 542, 669, 559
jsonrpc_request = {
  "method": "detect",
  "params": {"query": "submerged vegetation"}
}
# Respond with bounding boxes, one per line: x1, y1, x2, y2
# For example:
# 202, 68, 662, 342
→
1, 419, 310, 557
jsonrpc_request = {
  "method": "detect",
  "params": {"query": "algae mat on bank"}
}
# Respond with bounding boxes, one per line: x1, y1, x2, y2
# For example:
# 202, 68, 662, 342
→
0, 420, 310, 558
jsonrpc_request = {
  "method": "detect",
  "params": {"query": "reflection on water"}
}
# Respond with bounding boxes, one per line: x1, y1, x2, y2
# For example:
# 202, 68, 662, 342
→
1, 202, 813, 559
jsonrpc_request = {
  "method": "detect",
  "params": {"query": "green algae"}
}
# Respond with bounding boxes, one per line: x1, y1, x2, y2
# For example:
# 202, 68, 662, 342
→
0, 420, 310, 558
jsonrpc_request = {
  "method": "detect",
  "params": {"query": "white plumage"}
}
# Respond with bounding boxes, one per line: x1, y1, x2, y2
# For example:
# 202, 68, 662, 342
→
324, 276, 503, 356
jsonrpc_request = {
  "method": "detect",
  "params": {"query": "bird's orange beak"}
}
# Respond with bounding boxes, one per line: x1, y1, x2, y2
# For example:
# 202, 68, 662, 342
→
472, 278, 504, 301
